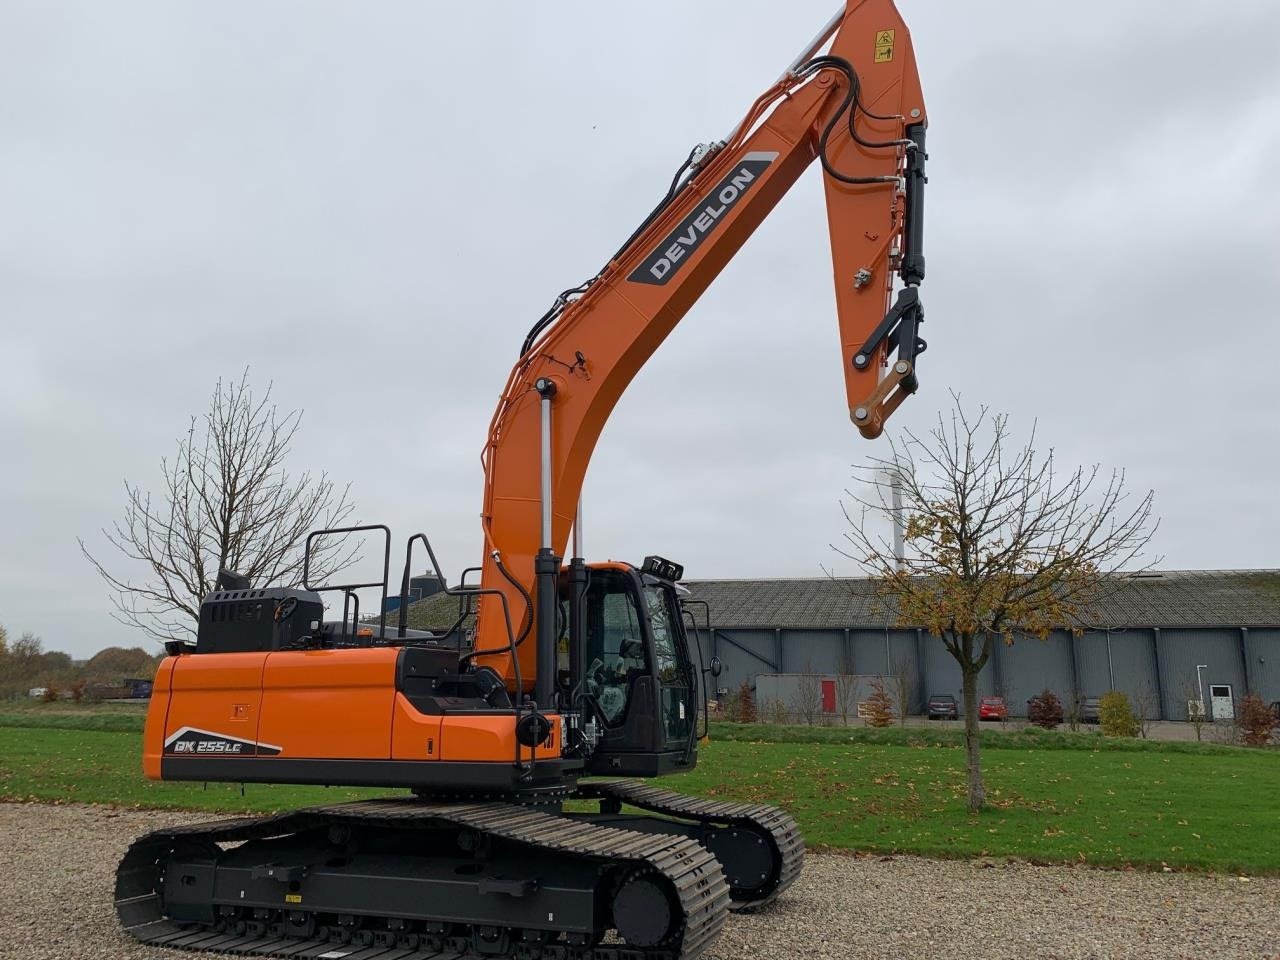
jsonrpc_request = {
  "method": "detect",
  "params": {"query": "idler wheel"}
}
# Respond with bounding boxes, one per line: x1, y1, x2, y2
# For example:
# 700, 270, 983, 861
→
612, 872, 675, 947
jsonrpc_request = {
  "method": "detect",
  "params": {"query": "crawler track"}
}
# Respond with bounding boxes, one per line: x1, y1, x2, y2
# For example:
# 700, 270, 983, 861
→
578, 780, 804, 909
115, 798, 730, 960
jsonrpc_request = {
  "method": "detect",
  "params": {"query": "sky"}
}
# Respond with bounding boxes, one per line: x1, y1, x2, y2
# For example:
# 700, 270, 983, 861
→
2, 0, 1278, 658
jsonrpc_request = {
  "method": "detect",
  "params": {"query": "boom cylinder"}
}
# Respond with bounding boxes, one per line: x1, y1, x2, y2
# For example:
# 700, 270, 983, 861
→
569, 499, 587, 712
534, 379, 559, 710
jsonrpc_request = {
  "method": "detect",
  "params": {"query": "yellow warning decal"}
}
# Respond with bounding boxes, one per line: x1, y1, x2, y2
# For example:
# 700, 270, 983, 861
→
874, 28, 895, 63
285, 893, 303, 904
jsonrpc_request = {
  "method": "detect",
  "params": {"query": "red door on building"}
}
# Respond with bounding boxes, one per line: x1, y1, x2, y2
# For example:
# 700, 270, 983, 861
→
821, 679, 836, 714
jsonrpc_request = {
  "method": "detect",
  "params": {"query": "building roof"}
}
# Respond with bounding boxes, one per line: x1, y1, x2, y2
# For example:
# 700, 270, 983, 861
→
399, 569, 1280, 633
680, 570, 1280, 631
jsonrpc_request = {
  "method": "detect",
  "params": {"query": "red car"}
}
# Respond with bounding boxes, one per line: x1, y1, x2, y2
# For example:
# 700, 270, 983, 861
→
979, 696, 1008, 721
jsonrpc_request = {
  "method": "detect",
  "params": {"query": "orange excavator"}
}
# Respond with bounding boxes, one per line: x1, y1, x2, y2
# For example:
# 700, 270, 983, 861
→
115, 3, 928, 957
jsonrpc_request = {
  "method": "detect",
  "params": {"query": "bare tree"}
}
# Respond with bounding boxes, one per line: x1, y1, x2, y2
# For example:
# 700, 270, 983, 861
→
790, 666, 823, 726
833, 396, 1157, 812
1133, 681, 1159, 739
81, 371, 358, 644
1183, 674, 1207, 741
889, 652, 915, 725
835, 656, 860, 726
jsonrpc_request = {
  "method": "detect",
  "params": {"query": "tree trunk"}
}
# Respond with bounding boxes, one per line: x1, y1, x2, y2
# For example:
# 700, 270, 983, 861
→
961, 664, 985, 812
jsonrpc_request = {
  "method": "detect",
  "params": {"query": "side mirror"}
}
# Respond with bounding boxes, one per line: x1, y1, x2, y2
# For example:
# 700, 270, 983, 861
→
708, 656, 723, 679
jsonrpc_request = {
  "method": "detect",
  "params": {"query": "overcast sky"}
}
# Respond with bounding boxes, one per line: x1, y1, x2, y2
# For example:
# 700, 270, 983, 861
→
2, 1, 1278, 659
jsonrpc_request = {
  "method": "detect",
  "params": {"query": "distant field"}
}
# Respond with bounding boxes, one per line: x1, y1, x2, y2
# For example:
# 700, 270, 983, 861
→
2, 708, 1278, 874
0, 701, 148, 732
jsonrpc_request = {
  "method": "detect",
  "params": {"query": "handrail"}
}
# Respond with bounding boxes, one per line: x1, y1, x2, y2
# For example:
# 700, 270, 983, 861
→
303, 523, 391, 640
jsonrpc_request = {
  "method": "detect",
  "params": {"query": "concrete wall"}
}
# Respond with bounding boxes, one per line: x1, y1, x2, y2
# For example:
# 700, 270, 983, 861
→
755, 673, 904, 722
700, 623, 1279, 721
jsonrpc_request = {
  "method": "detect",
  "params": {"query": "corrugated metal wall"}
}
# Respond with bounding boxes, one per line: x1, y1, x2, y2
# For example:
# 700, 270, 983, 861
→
1244, 629, 1280, 702
1156, 628, 1247, 721
996, 632, 1075, 715
1075, 629, 1161, 717
780, 629, 843, 674
702, 624, 1280, 720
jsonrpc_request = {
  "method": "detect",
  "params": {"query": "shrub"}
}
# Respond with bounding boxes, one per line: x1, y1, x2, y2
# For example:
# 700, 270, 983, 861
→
1239, 693, 1277, 747
41, 683, 60, 703
763, 698, 789, 725
1028, 688, 1064, 729
1099, 690, 1138, 738
864, 676, 894, 728
735, 680, 757, 724
68, 680, 87, 703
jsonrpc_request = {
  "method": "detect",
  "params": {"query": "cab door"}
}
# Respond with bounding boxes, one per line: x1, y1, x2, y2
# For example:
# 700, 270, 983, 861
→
642, 583, 694, 748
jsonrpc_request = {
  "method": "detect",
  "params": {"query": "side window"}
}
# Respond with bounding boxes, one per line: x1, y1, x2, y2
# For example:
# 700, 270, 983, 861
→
645, 588, 680, 683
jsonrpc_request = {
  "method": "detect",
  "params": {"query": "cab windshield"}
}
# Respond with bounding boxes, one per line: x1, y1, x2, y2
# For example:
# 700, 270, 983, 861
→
581, 575, 646, 726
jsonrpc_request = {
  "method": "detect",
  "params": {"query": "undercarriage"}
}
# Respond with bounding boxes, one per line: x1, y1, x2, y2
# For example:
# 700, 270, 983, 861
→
115, 781, 803, 960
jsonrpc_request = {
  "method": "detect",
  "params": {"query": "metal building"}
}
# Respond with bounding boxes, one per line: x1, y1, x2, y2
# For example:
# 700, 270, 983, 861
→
399, 569, 1280, 721
681, 570, 1280, 720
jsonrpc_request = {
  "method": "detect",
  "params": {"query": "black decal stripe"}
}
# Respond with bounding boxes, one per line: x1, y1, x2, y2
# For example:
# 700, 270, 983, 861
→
627, 152, 778, 286
162, 726, 283, 757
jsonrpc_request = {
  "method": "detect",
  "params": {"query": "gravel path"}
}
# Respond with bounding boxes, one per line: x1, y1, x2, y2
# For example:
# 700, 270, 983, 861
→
3, 803, 1277, 960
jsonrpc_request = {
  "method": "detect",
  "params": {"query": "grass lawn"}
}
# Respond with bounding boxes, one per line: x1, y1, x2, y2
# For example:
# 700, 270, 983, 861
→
1, 710, 1278, 874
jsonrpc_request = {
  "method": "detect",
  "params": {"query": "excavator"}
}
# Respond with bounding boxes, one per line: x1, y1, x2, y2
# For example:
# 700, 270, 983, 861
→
114, 2, 928, 957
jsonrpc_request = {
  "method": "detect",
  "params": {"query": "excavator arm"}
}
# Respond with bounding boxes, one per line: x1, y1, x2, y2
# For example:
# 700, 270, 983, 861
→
476, 0, 928, 690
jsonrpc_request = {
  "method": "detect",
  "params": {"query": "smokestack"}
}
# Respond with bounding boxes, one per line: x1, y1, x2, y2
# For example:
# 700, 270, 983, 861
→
879, 466, 906, 571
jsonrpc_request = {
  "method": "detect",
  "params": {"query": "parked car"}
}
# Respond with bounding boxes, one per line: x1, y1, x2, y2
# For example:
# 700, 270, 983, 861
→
978, 696, 1008, 721
1077, 695, 1102, 724
926, 694, 959, 720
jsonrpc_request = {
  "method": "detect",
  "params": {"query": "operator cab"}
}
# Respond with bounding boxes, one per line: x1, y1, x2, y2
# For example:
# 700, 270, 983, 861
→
561, 556, 700, 777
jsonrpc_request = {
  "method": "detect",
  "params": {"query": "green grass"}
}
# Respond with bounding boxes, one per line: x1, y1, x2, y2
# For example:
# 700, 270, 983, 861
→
708, 721, 1256, 755
666, 739, 1280, 873
0, 699, 149, 733
0, 710, 147, 733
2, 714, 1278, 874
0, 726, 398, 812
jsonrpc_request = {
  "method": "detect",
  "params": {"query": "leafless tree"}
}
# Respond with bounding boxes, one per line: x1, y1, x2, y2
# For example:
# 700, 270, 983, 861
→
889, 652, 915, 725
81, 371, 358, 644
1133, 681, 1159, 739
790, 665, 823, 726
835, 655, 860, 726
1183, 674, 1207, 741
1064, 691, 1082, 732
832, 395, 1158, 812
762, 698, 789, 725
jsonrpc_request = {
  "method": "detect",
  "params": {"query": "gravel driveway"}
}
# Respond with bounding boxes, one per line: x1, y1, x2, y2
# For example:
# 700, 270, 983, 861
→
3, 803, 1276, 960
